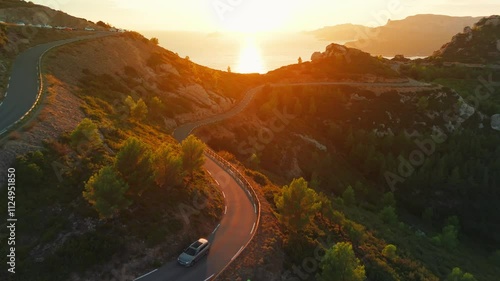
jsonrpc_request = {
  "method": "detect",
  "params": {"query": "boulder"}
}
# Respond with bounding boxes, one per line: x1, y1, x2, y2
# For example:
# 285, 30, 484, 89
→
178, 84, 214, 107
311, 51, 324, 62
159, 63, 179, 76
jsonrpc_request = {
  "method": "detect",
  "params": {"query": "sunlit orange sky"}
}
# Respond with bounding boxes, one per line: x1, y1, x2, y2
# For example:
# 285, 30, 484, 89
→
33, 0, 496, 32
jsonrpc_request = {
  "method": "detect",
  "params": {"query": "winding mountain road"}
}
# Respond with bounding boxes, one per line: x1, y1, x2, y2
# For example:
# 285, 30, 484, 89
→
144, 78, 432, 280
173, 79, 432, 141
2, 37, 431, 281
0, 33, 111, 135
135, 157, 257, 281
135, 117, 259, 281
0, 32, 259, 281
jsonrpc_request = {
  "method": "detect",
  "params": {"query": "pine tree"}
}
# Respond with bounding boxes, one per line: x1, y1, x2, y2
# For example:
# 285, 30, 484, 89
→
274, 177, 321, 233
379, 206, 398, 224
83, 166, 131, 219
318, 242, 366, 281
153, 144, 183, 188
115, 137, 154, 196
131, 98, 148, 121
381, 192, 396, 208
70, 118, 102, 149
181, 135, 206, 181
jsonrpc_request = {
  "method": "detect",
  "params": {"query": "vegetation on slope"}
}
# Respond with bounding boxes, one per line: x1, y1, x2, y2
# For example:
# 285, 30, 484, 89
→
265, 43, 400, 83
432, 15, 500, 64
197, 82, 500, 280
0, 31, 241, 281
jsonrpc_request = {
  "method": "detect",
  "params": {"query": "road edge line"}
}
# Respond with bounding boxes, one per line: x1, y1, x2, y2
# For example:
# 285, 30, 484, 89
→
0, 33, 111, 138
205, 149, 261, 281
133, 269, 158, 281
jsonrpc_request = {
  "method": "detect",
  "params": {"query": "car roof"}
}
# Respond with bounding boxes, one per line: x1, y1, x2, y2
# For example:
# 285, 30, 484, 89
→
190, 238, 208, 249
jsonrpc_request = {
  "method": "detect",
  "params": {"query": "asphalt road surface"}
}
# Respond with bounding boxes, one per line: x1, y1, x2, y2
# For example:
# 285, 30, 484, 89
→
173, 85, 263, 142
135, 107, 260, 281
0, 33, 111, 135
135, 157, 257, 281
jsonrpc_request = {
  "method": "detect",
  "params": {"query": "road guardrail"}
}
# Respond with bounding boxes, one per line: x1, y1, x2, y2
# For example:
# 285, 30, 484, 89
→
204, 148, 261, 280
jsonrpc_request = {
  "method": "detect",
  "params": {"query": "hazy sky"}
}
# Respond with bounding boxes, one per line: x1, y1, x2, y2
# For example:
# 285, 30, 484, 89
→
32, 0, 498, 32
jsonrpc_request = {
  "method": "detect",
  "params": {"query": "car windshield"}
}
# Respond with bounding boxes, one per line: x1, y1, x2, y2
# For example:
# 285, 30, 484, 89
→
184, 247, 197, 256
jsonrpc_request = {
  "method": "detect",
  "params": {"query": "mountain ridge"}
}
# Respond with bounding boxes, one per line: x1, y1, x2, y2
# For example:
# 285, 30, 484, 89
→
310, 14, 484, 56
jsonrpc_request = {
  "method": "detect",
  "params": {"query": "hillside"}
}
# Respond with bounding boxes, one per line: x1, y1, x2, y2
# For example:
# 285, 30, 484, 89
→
47, 32, 261, 125
432, 15, 500, 64
0, 30, 250, 280
0, 0, 101, 29
0, 27, 103, 103
196, 80, 500, 280
0, 0, 109, 103
1, 1, 499, 280
265, 43, 401, 83
311, 15, 483, 56
308, 23, 368, 41
192, 26, 500, 281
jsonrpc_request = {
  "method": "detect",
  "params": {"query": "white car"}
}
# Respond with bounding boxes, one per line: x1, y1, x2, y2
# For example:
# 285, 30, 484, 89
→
177, 238, 210, 267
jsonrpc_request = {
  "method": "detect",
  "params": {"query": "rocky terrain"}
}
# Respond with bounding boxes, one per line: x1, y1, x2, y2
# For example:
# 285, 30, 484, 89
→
432, 15, 500, 64
46, 32, 243, 126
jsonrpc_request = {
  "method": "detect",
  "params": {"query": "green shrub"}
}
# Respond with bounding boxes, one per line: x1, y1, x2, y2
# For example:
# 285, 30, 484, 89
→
318, 242, 366, 281
446, 267, 477, 281
440, 225, 459, 250
245, 169, 269, 186
433, 217, 460, 250
382, 244, 397, 260
379, 206, 398, 225
83, 166, 131, 219
70, 118, 102, 150
343, 186, 356, 206
345, 222, 365, 244
381, 192, 396, 208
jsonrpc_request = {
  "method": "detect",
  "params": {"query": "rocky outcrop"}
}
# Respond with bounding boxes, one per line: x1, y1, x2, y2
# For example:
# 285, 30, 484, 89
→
311, 43, 365, 62
432, 15, 500, 63
158, 63, 179, 76
310, 51, 323, 61
173, 84, 235, 124
177, 83, 233, 109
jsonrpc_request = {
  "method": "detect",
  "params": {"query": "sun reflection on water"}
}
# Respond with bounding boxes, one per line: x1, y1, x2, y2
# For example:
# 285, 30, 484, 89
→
235, 36, 266, 74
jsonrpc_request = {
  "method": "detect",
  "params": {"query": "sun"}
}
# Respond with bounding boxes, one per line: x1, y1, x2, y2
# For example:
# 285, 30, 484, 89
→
235, 37, 266, 74
215, 0, 296, 33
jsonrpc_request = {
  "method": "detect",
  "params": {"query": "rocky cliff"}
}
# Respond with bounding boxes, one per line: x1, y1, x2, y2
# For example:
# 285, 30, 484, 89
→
432, 15, 500, 64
